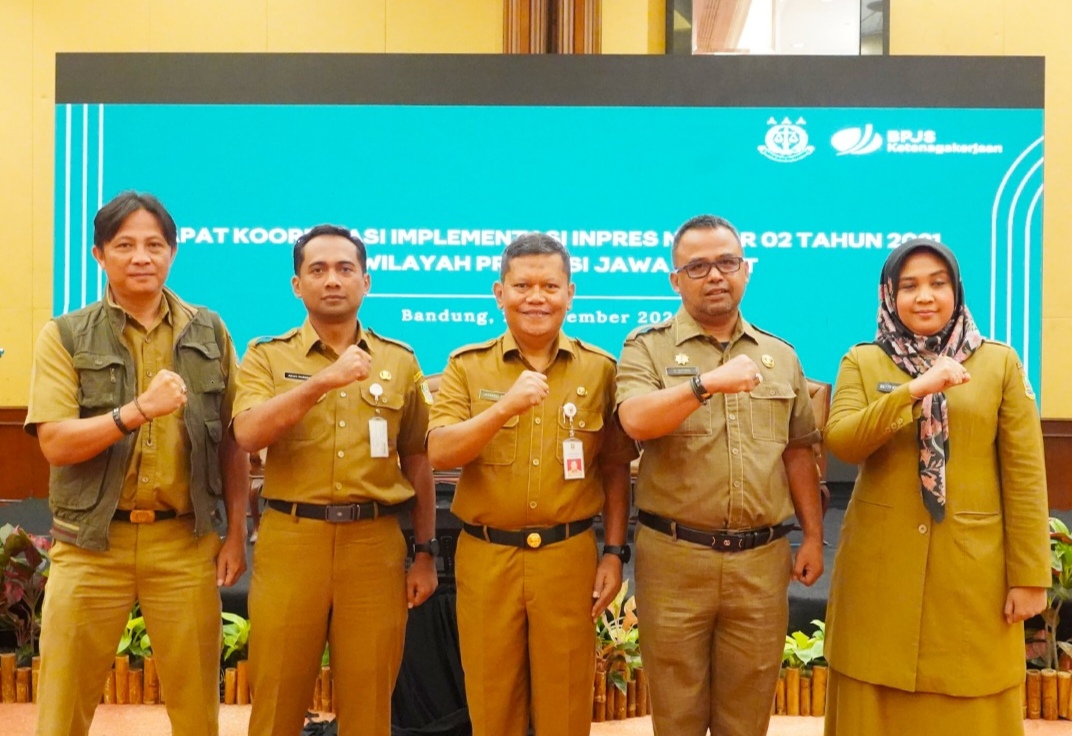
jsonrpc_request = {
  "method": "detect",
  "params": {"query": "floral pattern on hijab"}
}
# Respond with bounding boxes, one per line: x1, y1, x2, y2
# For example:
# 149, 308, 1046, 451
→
873, 238, 983, 522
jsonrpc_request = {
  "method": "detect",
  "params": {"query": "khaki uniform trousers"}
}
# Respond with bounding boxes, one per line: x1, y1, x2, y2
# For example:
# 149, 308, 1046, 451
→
34, 518, 223, 736
247, 509, 408, 736
634, 524, 791, 736
455, 528, 597, 736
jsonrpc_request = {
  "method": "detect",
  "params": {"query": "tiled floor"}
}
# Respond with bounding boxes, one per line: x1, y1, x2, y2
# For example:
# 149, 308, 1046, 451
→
1, 705, 1071, 735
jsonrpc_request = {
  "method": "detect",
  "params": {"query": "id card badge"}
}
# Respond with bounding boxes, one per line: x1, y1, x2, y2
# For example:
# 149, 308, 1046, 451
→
563, 438, 585, 480
369, 417, 389, 458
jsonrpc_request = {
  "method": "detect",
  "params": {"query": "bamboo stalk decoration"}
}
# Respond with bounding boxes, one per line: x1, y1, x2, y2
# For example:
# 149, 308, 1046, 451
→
143, 656, 158, 704
103, 670, 117, 704
224, 668, 237, 704
1026, 669, 1042, 719
1042, 669, 1058, 720
605, 672, 614, 721
635, 668, 648, 717
236, 660, 250, 705
800, 673, 812, 717
786, 667, 800, 716
592, 660, 606, 722
627, 679, 637, 717
811, 664, 827, 717
16, 667, 31, 703
1, 652, 16, 703
775, 671, 786, 715
128, 668, 143, 706
311, 677, 321, 711
614, 683, 627, 720
1057, 671, 1070, 720
115, 655, 129, 705
31, 656, 40, 704
320, 666, 332, 713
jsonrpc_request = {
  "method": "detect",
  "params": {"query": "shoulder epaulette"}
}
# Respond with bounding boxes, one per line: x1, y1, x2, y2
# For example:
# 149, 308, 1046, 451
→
251, 327, 300, 346
365, 328, 415, 354
573, 337, 617, 363
448, 337, 500, 359
981, 337, 1012, 349
749, 323, 796, 350
624, 320, 671, 342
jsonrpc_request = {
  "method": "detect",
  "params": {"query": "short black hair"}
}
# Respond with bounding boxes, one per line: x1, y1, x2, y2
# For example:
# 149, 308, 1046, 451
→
500, 232, 571, 282
671, 214, 741, 261
293, 224, 367, 275
93, 191, 177, 250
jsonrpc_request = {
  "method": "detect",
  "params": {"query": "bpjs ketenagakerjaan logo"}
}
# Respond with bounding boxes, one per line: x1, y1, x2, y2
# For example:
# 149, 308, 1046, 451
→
758, 117, 815, 163
831, 125, 1004, 156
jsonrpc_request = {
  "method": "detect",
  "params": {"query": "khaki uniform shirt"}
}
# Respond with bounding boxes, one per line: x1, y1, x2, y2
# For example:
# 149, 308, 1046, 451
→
233, 320, 429, 506
616, 309, 819, 530
429, 331, 637, 528
26, 290, 239, 513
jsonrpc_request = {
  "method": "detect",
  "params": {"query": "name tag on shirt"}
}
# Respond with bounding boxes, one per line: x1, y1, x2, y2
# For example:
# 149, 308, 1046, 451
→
665, 366, 700, 376
478, 389, 505, 401
285, 372, 311, 381
876, 382, 902, 393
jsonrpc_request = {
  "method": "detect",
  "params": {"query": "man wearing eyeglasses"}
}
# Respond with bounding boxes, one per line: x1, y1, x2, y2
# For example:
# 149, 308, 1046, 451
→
615, 214, 824, 736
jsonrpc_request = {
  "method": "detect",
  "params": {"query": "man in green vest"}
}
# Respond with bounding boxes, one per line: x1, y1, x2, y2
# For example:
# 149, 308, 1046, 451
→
24, 191, 248, 736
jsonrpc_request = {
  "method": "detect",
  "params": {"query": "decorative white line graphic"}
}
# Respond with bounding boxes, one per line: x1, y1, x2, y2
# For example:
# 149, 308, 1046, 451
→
1023, 185, 1043, 377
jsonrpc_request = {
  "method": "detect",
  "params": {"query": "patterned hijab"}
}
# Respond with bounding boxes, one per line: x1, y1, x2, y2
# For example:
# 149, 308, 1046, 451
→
873, 238, 983, 521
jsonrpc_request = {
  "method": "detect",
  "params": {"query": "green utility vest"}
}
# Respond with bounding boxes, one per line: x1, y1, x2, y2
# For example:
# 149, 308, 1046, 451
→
49, 289, 228, 551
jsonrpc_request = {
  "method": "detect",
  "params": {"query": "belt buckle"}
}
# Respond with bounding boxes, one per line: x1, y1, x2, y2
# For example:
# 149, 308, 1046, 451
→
525, 532, 543, 549
129, 510, 156, 524
326, 504, 357, 523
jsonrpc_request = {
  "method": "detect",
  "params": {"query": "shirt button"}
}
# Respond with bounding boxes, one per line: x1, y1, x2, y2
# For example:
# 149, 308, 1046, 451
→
578, 421, 586, 428
529, 501, 537, 509
146, 370, 153, 377
731, 448, 740, 455
534, 417, 541, 425
337, 450, 345, 458
340, 391, 347, 398
339, 420, 346, 428
335, 483, 342, 490
140, 476, 149, 483
532, 459, 540, 466
728, 413, 736, 420
918, 524, 928, 534
733, 481, 741, 488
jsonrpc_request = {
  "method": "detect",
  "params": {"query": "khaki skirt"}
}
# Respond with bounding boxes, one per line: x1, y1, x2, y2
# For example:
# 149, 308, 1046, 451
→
824, 668, 1024, 736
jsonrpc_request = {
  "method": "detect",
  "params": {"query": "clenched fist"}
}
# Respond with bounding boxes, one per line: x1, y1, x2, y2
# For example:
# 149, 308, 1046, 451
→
703, 354, 763, 395
137, 369, 188, 418
316, 345, 372, 390
500, 371, 550, 417
909, 355, 970, 399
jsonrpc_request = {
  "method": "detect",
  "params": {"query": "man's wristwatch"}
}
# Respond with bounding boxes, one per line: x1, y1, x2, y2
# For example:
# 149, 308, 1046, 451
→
602, 544, 631, 563
413, 539, 440, 557
690, 374, 712, 404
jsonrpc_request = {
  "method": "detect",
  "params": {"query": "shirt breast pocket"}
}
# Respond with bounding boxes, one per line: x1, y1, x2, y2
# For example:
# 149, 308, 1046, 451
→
72, 352, 125, 411
555, 409, 604, 464
180, 341, 226, 395
360, 384, 405, 449
748, 381, 795, 443
473, 399, 518, 465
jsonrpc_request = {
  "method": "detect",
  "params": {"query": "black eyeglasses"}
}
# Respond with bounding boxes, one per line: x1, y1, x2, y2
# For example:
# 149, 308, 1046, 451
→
676, 256, 745, 279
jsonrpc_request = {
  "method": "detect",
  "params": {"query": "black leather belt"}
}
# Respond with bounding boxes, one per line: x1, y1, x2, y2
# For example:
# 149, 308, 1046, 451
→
266, 497, 414, 523
638, 510, 793, 552
462, 518, 594, 550
113, 509, 179, 523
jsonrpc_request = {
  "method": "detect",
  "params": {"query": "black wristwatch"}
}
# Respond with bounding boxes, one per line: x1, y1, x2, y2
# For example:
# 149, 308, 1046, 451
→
413, 539, 440, 557
602, 544, 631, 563
690, 374, 712, 404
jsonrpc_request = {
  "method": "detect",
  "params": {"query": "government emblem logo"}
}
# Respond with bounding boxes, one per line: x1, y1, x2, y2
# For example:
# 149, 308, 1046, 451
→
758, 117, 815, 163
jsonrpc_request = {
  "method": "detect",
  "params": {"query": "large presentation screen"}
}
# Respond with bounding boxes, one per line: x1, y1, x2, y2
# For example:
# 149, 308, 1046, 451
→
54, 55, 1044, 391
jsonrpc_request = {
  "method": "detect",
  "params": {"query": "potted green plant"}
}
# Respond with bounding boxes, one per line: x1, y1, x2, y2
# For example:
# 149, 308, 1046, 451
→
780, 620, 826, 716
1040, 517, 1072, 671
0, 524, 52, 666
595, 581, 643, 720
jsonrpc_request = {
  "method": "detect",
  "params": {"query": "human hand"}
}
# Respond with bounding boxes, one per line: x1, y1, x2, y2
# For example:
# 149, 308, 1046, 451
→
138, 369, 188, 418
215, 532, 247, 587
909, 355, 970, 399
406, 554, 439, 609
1004, 586, 1047, 624
703, 355, 763, 395
792, 537, 823, 586
315, 345, 372, 390
500, 370, 550, 417
591, 554, 623, 621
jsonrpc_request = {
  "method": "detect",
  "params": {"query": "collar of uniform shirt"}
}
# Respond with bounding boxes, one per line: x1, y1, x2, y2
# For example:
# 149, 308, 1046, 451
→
298, 318, 372, 358
500, 330, 577, 364
672, 308, 760, 348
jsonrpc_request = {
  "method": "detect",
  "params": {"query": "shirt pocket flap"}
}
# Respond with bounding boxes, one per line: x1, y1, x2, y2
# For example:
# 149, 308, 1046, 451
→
556, 409, 604, 434
749, 381, 796, 401
360, 385, 405, 411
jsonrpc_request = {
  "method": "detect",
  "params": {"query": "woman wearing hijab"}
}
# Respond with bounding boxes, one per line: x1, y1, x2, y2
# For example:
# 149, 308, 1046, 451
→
822, 239, 1050, 735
